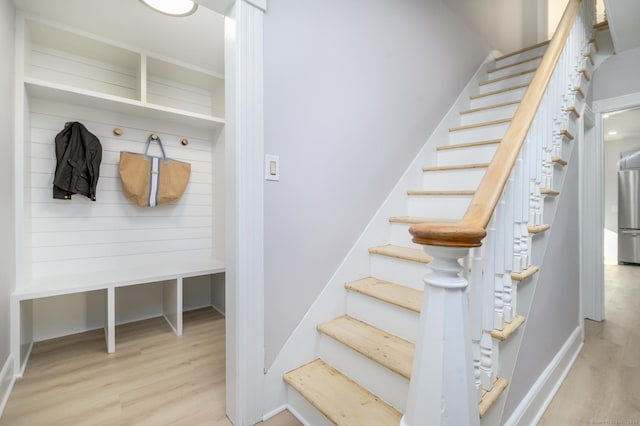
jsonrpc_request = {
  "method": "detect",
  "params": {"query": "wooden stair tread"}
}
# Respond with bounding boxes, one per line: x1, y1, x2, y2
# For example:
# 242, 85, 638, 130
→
552, 156, 568, 166
583, 52, 595, 66
407, 190, 475, 196
470, 83, 529, 100
284, 359, 402, 426
579, 68, 591, 82
389, 216, 457, 225
489, 55, 543, 74
369, 244, 431, 264
491, 315, 526, 341
593, 21, 608, 32
317, 316, 414, 379
573, 86, 585, 99
437, 139, 501, 151
461, 101, 520, 115
560, 129, 575, 140
511, 265, 540, 281
423, 163, 490, 172
529, 224, 550, 235
541, 188, 560, 196
346, 277, 422, 313
479, 377, 509, 417
495, 40, 550, 61
480, 69, 536, 86
449, 118, 511, 132
565, 106, 580, 118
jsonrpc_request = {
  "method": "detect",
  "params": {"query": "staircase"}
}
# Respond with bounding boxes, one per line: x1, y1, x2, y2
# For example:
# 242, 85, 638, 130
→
280, 1, 594, 424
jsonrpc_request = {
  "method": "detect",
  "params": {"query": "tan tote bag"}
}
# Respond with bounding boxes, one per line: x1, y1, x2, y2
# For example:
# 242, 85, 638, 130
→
119, 134, 191, 207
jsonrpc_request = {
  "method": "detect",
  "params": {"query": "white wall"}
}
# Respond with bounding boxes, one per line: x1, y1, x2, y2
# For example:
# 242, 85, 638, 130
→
443, 0, 542, 55
0, 0, 16, 369
594, 46, 640, 101
263, 0, 489, 368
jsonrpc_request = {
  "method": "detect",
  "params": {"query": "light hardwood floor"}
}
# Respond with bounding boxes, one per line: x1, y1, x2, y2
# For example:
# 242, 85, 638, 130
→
0, 307, 301, 426
540, 263, 640, 425
3, 264, 637, 425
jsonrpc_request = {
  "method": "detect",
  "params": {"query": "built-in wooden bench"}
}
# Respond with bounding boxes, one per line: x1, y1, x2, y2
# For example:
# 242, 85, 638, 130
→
11, 256, 224, 376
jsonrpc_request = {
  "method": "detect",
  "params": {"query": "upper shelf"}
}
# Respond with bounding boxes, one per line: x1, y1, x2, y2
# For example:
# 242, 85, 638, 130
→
21, 16, 225, 131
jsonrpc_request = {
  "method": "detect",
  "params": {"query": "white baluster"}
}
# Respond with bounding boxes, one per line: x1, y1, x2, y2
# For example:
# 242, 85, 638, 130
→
494, 199, 505, 332
504, 172, 515, 323
401, 245, 479, 426
470, 247, 483, 400
480, 217, 496, 390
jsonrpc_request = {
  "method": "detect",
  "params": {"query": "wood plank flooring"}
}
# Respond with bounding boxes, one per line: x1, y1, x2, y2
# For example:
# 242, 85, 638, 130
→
540, 264, 640, 424
1, 308, 230, 426
4, 264, 637, 425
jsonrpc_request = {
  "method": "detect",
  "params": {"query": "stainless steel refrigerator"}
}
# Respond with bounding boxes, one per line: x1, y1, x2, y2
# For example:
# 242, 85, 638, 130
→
618, 149, 640, 265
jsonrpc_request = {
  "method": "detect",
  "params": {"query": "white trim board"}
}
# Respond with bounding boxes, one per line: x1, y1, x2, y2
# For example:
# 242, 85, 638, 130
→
0, 354, 16, 418
224, 1, 265, 424
582, 91, 640, 322
503, 327, 583, 426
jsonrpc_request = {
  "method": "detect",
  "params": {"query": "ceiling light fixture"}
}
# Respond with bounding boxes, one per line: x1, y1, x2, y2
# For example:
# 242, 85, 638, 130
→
139, 0, 198, 17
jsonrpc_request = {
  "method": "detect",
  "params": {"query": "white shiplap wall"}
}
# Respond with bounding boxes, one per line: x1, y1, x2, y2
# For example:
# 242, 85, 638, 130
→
26, 98, 220, 280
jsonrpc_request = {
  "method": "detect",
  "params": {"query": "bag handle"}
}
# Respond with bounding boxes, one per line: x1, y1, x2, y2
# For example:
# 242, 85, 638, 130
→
144, 133, 169, 164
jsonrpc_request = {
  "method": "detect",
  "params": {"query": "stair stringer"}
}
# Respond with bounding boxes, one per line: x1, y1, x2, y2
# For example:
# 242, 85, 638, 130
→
480, 85, 588, 426
260, 50, 502, 419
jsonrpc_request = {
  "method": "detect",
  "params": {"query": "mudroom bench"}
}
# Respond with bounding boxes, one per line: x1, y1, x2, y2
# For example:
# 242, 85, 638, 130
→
10, 258, 225, 376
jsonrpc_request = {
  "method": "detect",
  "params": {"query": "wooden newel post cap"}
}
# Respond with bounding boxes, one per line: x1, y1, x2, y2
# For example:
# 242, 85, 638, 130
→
409, 223, 486, 248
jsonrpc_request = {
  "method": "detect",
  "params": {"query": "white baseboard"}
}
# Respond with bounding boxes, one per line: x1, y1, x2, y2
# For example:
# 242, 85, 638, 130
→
503, 326, 583, 426
261, 403, 318, 426
0, 354, 17, 418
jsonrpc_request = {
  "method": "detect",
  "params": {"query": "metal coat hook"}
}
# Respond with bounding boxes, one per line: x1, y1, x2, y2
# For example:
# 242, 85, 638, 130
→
180, 138, 189, 146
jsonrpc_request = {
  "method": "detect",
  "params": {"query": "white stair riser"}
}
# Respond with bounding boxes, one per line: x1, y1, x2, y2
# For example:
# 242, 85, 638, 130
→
558, 138, 572, 160
369, 254, 428, 291
287, 387, 335, 426
470, 86, 528, 109
423, 168, 486, 191
317, 334, 409, 412
389, 222, 422, 248
407, 194, 472, 218
437, 144, 499, 166
459, 103, 519, 126
479, 73, 535, 94
488, 57, 541, 79
449, 122, 510, 144
494, 45, 548, 68
346, 290, 420, 343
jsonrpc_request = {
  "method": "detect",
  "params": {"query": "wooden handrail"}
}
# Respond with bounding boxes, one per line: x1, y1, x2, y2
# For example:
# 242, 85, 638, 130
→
410, 0, 583, 248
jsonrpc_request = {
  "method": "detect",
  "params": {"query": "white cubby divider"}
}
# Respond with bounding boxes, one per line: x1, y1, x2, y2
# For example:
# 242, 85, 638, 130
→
11, 12, 226, 376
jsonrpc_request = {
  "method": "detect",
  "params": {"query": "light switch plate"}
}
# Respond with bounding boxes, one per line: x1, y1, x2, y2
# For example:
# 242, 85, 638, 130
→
265, 154, 280, 181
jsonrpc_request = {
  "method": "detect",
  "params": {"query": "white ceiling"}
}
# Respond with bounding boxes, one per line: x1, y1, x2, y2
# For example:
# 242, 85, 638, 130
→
13, 0, 226, 75
604, 108, 640, 142
603, 0, 640, 53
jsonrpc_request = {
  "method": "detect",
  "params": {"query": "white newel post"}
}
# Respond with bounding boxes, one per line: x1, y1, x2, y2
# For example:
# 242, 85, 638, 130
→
401, 245, 479, 426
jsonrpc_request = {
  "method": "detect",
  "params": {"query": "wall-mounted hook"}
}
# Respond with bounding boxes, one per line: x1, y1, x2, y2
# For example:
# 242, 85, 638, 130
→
151, 134, 159, 141
113, 128, 123, 136
180, 138, 189, 146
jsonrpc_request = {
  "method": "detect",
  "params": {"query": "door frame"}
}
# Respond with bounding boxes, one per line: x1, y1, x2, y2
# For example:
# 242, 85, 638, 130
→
583, 91, 640, 321
201, 0, 266, 424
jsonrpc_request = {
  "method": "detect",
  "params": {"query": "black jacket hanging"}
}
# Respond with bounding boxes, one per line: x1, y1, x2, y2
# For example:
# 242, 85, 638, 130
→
53, 121, 102, 201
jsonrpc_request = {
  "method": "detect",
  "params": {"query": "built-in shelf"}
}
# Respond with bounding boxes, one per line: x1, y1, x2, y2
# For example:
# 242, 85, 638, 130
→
12, 11, 227, 375
22, 16, 225, 130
